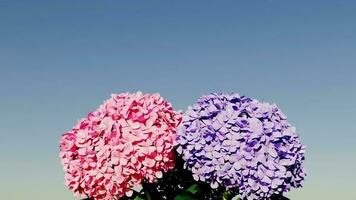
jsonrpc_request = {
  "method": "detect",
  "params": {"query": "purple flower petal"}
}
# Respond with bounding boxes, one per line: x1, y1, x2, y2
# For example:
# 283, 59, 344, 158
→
176, 93, 306, 199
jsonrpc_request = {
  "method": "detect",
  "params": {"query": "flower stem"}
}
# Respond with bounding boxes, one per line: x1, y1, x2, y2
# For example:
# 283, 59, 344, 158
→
145, 191, 152, 200
222, 190, 229, 200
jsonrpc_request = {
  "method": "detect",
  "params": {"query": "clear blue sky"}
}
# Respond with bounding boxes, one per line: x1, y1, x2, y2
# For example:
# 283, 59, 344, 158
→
0, 1, 355, 199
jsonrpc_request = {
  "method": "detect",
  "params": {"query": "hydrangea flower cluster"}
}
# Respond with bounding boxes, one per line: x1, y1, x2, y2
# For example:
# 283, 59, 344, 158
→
59, 92, 182, 200
177, 93, 306, 200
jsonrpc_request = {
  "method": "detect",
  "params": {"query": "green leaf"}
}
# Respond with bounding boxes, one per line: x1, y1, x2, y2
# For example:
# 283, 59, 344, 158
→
222, 189, 241, 200
174, 192, 198, 200
145, 191, 152, 200
185, 184, 199, 194
173, 184, 200, 200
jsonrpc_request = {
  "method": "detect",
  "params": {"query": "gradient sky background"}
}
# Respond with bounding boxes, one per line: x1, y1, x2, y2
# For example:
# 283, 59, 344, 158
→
1, 1, 356, 199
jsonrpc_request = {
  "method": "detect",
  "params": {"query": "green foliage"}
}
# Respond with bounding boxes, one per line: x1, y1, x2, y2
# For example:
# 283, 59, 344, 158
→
185, 184, 199, 194
82, 151, 288, 200
174, 192, 198, 200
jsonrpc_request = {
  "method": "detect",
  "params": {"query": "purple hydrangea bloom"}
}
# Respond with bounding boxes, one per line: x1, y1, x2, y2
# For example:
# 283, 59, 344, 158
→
177, 93, 306, 200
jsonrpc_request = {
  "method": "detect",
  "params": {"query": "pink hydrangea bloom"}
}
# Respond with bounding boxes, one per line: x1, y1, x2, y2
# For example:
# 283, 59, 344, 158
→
59, 92, 182, 200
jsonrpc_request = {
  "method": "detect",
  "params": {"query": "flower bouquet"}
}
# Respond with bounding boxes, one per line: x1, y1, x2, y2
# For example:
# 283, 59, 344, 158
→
59, 92, 306, 200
